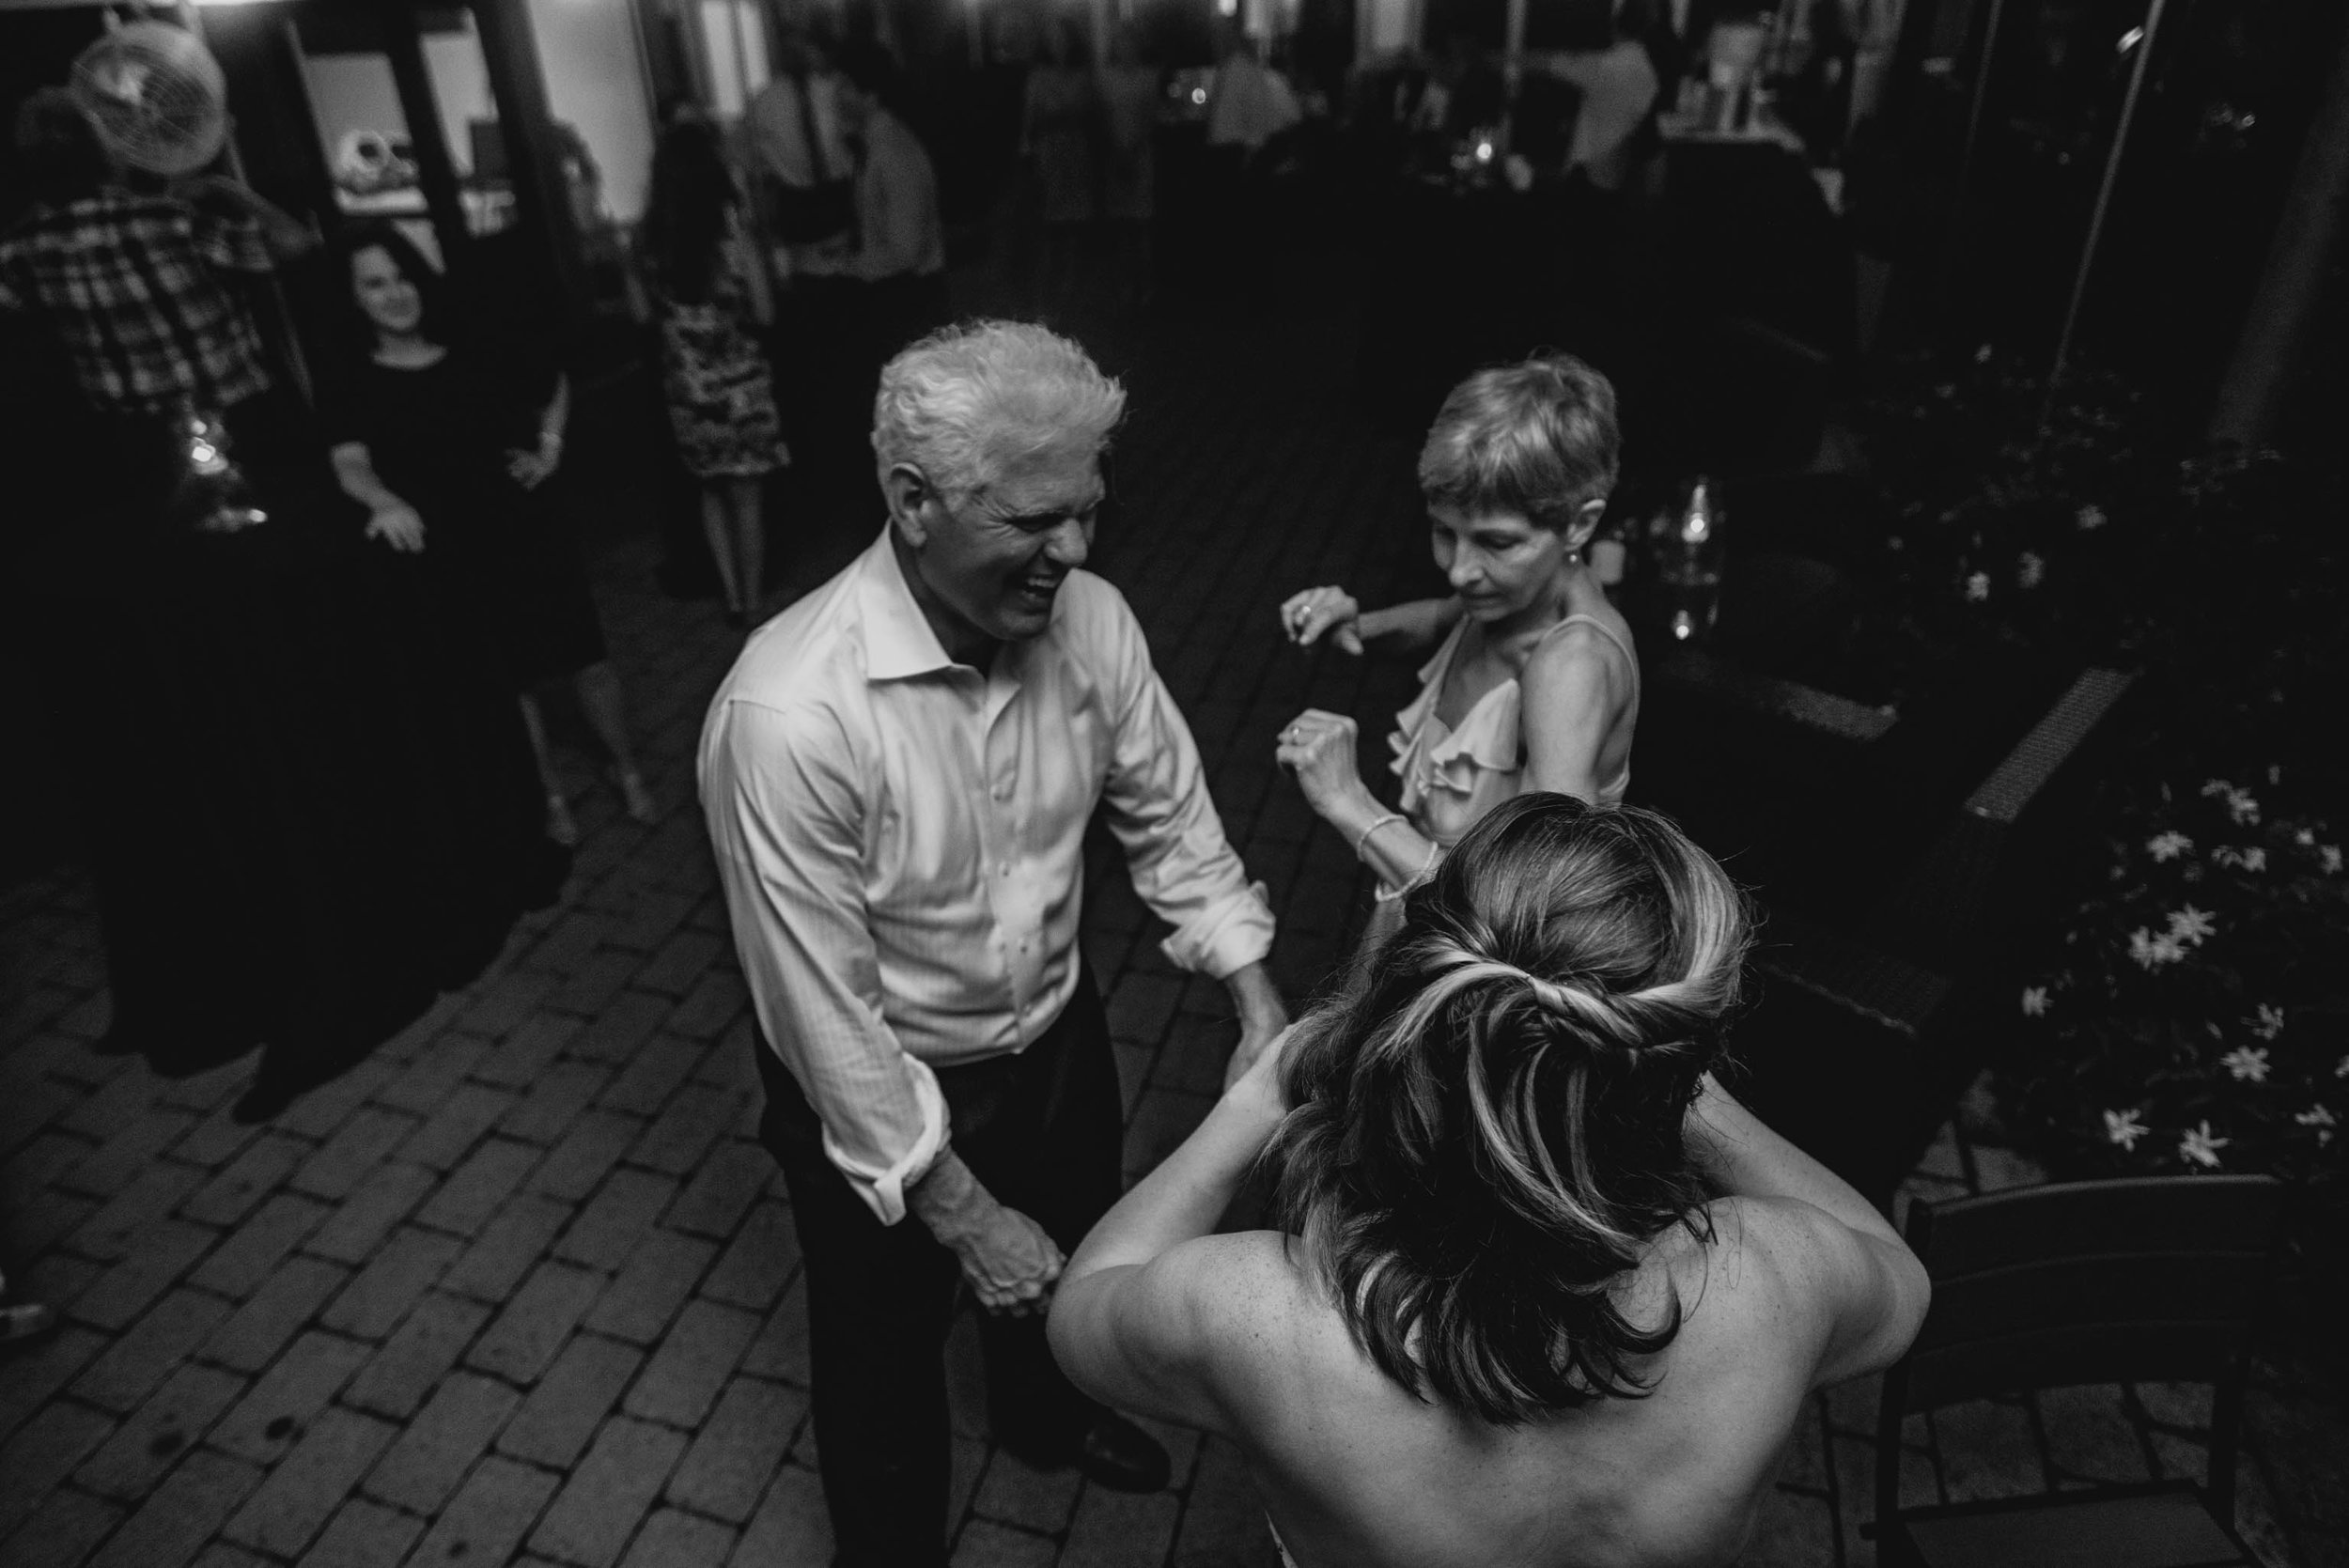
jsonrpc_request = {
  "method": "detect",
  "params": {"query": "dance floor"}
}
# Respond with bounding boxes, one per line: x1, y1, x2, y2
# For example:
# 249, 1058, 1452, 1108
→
2, 256, 2338, 1568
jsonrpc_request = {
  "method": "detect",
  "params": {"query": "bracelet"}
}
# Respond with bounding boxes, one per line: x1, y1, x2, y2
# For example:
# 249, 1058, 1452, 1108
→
1352, 811, 1407, 862
1370, 839, 1441, 902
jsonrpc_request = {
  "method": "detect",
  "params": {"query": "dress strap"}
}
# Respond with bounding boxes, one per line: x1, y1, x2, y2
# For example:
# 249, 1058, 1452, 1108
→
1543, 613, 1641, 693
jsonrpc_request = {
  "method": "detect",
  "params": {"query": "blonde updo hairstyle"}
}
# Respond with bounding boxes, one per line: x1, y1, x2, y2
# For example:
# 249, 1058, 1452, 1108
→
1268, 794, 1750, 1423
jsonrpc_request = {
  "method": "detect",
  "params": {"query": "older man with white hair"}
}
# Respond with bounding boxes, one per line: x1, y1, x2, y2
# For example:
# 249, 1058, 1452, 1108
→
699, 319, 1289, 1565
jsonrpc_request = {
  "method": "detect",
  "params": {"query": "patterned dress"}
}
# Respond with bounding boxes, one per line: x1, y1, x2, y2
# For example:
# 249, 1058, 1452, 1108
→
656, 241, 788, 480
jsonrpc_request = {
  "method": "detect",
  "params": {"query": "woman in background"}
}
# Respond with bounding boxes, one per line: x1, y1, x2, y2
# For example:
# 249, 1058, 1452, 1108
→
1096, 23, 1162, 304
1277, 353, 1641, 949
643, 119, 790, 628
1050, 794, 1931, 1568
1021, 16, 1099, 304
326, 225, 656, 844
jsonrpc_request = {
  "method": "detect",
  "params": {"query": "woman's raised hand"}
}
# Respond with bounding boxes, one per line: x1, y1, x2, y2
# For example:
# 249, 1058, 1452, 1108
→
506, 438, 561, 489
364, 503, 427, 553
1276, 708, 1371, 824
1281, 586, 1363, 654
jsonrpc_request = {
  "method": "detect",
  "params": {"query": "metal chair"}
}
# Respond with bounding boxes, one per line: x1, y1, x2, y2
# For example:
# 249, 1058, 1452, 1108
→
1875, 1174, 2285, 1568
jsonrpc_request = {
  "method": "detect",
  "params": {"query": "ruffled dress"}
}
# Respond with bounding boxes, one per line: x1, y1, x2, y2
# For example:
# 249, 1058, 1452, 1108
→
1387, 613, 1639, 871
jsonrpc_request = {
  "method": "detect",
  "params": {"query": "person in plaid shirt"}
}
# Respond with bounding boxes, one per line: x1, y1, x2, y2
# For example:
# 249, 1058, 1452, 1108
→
0, 87, 316, 424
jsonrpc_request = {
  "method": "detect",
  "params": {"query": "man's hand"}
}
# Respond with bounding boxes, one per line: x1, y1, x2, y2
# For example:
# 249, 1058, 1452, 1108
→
948, 1202, 1066, 1316
909, 1151, 1065, 1315
1221, 961, 1289, 1092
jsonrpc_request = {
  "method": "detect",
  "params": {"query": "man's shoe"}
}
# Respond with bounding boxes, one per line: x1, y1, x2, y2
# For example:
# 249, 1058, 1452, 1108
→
998, 1409, 1172, 1492
1071, 1413, 1172, 1493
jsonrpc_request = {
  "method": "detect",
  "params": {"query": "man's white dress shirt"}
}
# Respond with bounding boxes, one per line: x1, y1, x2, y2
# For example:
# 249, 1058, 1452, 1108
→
699, 531, 1275, 1224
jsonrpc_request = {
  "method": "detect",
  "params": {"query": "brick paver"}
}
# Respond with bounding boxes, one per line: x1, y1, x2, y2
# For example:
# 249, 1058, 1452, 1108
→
4, 259, 2340, 1568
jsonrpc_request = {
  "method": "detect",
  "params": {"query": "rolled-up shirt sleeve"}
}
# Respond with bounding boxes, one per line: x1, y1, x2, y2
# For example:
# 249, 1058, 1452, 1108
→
702, 698, 948, 1224
1093, 593, 1275, 979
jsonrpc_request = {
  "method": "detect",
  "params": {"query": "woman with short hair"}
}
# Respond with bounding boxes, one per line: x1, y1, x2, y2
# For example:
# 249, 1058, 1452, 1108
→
1050, 794, 1930, 1568
1276, 354, 1641, 945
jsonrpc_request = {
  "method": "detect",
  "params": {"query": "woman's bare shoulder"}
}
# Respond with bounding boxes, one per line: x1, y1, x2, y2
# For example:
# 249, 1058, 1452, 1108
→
1672, 1197, 1886, 1373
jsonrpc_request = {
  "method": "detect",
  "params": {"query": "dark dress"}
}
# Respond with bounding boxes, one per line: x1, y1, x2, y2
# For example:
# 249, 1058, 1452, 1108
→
1, 330, 564, 1111
325, 348, 607, 688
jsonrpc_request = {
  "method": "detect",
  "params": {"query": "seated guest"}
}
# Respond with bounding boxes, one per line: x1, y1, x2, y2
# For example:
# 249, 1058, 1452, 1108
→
1276, 353, 1640, 947
1050, 793, 1932, 1568
1527, 0, 1664, 192
1207, 24, 1304, 153
819, 43, 949, 380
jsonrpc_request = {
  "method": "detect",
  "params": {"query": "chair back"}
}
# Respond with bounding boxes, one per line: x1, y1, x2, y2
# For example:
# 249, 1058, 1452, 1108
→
1876, 1174, 2283, 1528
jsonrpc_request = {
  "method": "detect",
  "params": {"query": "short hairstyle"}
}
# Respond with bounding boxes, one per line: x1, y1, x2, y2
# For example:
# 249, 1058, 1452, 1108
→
873, 319, 1126, 502
334, 222, 452, 355
1417, 352, 1621, 529
1268, 794, 1750, 1424
13, 88, 111, 207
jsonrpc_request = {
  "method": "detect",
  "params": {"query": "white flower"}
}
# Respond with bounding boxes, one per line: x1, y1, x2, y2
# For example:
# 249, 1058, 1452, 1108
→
1974, 343, 1994, 364
2338, 1055, 2349, 1079
2197, 781, 2260, 824
2146, 831, 2193, 862
2323, 846, 2342, 875
2298, 1106, 2338, 1147
2211, 845, 2264, 872
2017, 551, 2046, 589
2178, 1122, 2230, 1169
2020, 986, 2050, 1017
2295, 828, 2315, 846
2241, 846, 2267, 872
2104, 1109, 2149, 1150
2219, 1046, 2271, 1083
2249, 1004, 2286, 1040
1965, 571, 1991, 602
2077, 504, 2108, 531
2166, 905, 2217, 945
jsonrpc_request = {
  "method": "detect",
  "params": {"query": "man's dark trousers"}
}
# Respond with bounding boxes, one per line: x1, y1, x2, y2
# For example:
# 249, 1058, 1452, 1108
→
754, 971, 1125, 1567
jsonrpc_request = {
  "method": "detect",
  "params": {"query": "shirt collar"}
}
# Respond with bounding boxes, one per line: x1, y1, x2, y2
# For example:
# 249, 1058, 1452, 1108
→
857, 527, 959, 681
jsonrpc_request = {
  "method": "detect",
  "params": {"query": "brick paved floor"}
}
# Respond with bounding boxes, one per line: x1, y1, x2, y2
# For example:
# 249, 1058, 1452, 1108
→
5, 264, 2344, 1568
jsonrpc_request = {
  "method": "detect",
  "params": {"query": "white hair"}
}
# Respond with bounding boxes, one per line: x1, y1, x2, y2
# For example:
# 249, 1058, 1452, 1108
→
871, 319, 1126, 500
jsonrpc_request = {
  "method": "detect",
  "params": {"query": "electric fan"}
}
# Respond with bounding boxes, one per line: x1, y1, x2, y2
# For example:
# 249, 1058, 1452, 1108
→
69, 18, 230, 178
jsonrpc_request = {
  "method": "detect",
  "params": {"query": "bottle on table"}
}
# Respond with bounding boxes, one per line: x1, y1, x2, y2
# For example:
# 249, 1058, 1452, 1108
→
1657, 475, 1724, 644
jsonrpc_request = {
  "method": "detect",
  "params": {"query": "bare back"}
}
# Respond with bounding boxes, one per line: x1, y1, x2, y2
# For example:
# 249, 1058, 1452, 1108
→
1186, 1198, 1835, 1568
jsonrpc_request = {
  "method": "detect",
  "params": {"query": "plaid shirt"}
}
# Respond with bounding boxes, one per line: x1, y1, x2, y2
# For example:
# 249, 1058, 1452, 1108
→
0, 189, 274, 416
